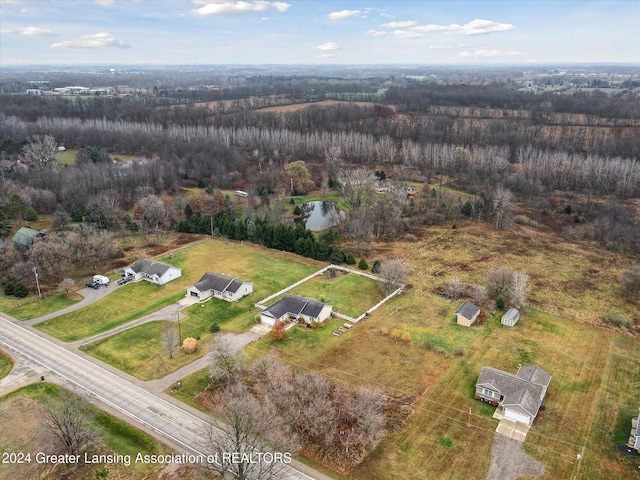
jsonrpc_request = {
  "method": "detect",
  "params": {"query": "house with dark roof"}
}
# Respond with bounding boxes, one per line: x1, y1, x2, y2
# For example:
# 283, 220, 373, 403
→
501, 308, 520, 327
123, 259, 181, 286
455, 301, 481, 327
628, 408, 640, 450
476, 365, 551, 426
186, 272, 252, 302
259, 294, 332, 326
12, 226, 45, 248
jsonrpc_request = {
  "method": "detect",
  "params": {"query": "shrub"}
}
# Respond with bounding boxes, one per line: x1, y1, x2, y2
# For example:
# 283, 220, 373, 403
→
438, 437, 454, 448
380, 327, 389, 335
602, 311, 632, 328
210, 323, 220, 333
405, 233, 417, 242
372, 260, 382, 274
4, 282, 15, 296
271, 319, 285, 340
358, 258, 368, 270
513, 215, 539, 228
401, 333, 411, 342
6, 282, 28, 298
391, 330, 400, 340
319, 294, 326, 302
495, 297, 505, 310
345, 253, 356, 265
23, 207, 38, 222
621, 265, 640, 296
183, 337, 197, 354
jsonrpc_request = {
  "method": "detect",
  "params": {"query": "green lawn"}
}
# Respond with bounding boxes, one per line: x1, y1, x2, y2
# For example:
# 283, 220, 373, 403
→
0, 351, 13, 379
35, 282, 186, 341
85, 320, 213, 381
265, 271, 384, 318
0, 293, 77, 321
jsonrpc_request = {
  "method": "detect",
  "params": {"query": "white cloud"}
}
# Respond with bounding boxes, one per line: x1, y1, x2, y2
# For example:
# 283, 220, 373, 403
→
393, 30, 424, 39
450, 19, 514, 35
365, 30, 387, 37
383, 18, 514, 36
50, 32, 130, 49
459, 49, 524, 58
314, 42, 341, 51
380, 20, 417, 28
94, 0, 115, 5
19, 26, 58, 36
328, 9, 360, 20
191, 1, 290, 16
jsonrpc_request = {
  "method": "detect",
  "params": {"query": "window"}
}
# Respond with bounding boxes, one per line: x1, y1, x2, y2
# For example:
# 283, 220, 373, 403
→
483, 389, 493, 397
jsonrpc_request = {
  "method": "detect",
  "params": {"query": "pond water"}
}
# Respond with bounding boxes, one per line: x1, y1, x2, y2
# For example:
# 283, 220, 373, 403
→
300, 201, 345, 231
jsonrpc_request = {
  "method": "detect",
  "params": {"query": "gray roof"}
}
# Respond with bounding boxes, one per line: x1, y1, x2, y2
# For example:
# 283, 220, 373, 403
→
262, 295, 328, 320
129, 259, 177, 276
193, 272, 247, 294
12, 227, 44, 247
503, 308, 520, 321
477, 365, 551, 417
455, 301, 480, 320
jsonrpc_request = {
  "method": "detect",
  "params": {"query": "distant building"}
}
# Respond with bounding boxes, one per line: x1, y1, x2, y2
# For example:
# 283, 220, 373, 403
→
629, 408, 640, 451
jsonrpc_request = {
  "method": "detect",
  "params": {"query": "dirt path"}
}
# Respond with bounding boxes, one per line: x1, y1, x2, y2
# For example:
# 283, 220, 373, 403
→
486, 433, 545, 480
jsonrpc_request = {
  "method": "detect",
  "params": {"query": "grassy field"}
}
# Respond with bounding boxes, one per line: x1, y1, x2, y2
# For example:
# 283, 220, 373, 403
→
0, 351, 13, 379
0, 383, 168, 480
265, 270, 385, 318
1, 293, 78, 321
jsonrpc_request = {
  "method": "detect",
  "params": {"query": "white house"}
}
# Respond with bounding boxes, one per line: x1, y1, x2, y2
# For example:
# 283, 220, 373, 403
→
123, 259, 181, 286
501, 308, 520, 327
187, 272, 253, 302
259, 295, 332, 326
476, 365, 551, 427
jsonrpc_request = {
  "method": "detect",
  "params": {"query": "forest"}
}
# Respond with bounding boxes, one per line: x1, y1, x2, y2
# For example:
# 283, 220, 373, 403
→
1, 65, 639, 296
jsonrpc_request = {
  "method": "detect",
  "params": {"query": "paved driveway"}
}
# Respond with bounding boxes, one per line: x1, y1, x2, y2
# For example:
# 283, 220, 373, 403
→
486, 432, 545, 480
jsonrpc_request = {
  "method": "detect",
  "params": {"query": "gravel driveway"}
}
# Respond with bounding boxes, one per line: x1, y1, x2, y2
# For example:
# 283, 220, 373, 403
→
487, 432, 545, 480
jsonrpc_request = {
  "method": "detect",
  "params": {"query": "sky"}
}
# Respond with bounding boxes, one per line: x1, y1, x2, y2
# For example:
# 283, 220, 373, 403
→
0, 0, 639, 65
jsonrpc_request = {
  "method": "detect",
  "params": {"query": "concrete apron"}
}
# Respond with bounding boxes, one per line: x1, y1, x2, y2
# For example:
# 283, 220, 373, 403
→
495, 418, 530, 442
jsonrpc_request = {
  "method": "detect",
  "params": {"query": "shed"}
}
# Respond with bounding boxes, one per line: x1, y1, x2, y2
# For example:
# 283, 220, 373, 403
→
501, 308, 520, 327
455, 301, 481, 327
12, 226, 45, 248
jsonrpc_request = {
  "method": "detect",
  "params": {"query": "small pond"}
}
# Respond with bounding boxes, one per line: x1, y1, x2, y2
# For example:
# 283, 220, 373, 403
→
299, 201, 345, 231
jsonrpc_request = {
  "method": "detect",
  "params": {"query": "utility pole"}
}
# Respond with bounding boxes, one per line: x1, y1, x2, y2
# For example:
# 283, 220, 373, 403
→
176, 308, 182, 344
33, 266, 41, 299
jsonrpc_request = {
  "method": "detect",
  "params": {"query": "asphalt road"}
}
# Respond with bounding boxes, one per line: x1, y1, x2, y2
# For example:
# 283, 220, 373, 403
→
0, 316, 317, 480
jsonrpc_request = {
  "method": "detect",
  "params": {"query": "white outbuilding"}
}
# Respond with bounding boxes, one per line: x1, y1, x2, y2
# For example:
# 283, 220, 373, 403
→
501, 308, 520, 327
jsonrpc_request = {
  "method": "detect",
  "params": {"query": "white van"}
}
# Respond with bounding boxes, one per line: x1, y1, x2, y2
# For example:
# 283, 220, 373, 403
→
93, 275, 110, 286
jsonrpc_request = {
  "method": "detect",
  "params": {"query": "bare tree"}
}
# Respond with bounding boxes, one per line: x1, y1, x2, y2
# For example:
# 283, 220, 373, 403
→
493, 185, 514, 230
200, 382, 295, 480
378, 258, 409, 294
486, 267, 515, 301
136, 194, 170, 238
39, 389, 97, 456
621, 265, 640, 296
209, 338, 244, 385
511, 271, 530, 307
57, 278, 75, 297
22, 134, 59, 166
160, 322, 181, 359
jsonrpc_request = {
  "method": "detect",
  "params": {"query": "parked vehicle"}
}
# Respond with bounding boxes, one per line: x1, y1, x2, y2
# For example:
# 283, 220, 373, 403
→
93, 274, 110, 286
117, 276, 133, 286
85, 281, 101, 289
